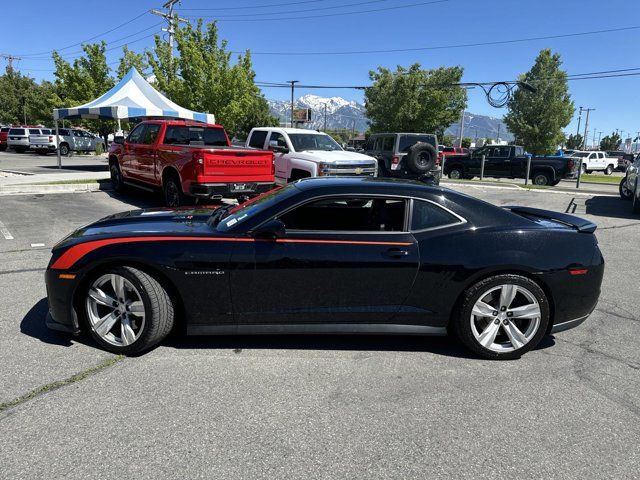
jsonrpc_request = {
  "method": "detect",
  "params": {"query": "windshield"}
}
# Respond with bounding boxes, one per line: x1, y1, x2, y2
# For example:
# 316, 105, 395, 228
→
288, 133, 342, 152
214, 184, 298, 231
572, 152, 590, 158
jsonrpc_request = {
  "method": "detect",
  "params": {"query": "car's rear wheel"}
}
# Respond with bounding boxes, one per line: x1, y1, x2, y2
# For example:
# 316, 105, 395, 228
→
605, 165, 614, 175
448, 166, 463, 179
452, 274, 550, 360
163, 173, 190, 208
82, 267, 174, 354
59, 143, 70, 156
532, 172, 551, 186
620, 177, 633, 200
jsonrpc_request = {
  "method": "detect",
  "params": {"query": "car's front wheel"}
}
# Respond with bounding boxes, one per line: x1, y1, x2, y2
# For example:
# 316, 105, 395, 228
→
82, 267, 174, 354
452, 274, 550, 360
632, 180, 640, 214
620, 177, 633, 200
448, 166, 463, 180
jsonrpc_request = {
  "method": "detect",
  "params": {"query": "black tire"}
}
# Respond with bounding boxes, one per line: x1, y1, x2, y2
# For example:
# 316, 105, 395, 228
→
620, 177, 633, 201
110, 161, 124, 192
405, 142, 437, 175
632, 180, 640, 214
604, 165, 614, 175
580, 163, 586, 174
0, 145, 6, 152
448, 166, 463, 180
59, 143, 70, 156
532, 171, 551, 186
81, 266, 174, 355
452, 274, 550, 360
163, 173, 190, 208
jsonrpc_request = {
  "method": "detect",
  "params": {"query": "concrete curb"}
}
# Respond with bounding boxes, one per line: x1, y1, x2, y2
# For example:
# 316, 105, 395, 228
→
0, 183, 112, 196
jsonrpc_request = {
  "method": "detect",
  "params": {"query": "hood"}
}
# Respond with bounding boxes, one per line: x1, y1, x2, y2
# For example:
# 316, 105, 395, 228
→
54, 205, 220, 248
292, 150, 377, 164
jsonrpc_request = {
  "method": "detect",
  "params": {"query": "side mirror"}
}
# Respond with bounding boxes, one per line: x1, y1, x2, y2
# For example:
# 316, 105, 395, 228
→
252, 218, 286, 239
268, 140, 288, 153
114, 136, 125, 145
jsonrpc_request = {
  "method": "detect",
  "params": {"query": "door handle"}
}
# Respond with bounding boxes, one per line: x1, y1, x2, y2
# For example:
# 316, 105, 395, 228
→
383, 248, 409, 258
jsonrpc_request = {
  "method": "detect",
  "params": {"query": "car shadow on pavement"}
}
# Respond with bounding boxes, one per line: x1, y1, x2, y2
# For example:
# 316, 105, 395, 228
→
583, 195, 638, 220
20, 298, 97, 349
40, 164, 108, 172
166, 333, 556, 360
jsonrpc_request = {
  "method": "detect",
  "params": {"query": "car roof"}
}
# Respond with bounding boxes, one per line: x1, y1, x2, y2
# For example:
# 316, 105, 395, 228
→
140, 119, 223, 129
369, 132, 434, 136
253, 127, 325, 135
292, 176, 447, 196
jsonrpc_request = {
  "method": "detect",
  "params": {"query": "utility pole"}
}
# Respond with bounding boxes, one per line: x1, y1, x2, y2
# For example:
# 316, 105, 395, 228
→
597, 131, 603, 149
150, 1, 188, 57
593, 128, 597, 149
496, 123, 501, 142
576, 106, 583, 137
323, 103, 327, 131
457, 109, 465, 147
0, 53, 21, 71
288, 80, 298, 128
581, 108, 594, 149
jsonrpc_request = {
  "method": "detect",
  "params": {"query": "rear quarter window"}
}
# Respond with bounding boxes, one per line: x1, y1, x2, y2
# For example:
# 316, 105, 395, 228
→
411, 200, 461, 231
248, 130, 268, 149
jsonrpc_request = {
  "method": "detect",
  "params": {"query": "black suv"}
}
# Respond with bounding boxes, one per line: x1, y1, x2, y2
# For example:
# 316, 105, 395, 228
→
364, 133, 440, 185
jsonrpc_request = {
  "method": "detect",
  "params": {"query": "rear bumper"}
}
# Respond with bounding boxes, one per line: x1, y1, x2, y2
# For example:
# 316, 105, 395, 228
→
189, 181, 275, 199
550, 313, 589, 334
30, 144, 56, 151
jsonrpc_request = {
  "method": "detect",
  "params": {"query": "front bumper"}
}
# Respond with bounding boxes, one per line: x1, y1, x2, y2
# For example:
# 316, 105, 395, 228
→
189, 181, 275, 199
45, 269, 80, 334
46, 310, 80, 334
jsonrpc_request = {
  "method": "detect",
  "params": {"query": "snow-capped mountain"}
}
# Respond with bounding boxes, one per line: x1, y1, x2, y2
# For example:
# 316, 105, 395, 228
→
267, 94, 512, 140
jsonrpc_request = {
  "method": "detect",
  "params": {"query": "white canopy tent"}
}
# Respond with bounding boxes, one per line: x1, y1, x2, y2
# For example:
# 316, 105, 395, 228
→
52, 68, 215, 167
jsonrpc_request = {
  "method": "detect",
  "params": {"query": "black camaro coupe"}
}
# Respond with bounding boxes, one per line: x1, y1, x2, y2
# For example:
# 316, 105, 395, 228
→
45, 177, 603, 359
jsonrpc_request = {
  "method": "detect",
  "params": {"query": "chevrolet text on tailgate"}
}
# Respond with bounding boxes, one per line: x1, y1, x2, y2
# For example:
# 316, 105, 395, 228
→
108, 120, 275, 207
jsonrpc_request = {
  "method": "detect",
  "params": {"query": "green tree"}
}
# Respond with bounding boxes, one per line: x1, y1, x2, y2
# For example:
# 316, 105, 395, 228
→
441, 134, 455, 146
117, 45, 148, 80
565, 133, 583, 149
599, 132, 621, 151
0, 68, 61, 125
147, 20, 277, 138
461, 137, 472, 148
364, 64, 467, 135
504, 49, 574, 154
323, 128, 353, 145
53, 42, 116, 145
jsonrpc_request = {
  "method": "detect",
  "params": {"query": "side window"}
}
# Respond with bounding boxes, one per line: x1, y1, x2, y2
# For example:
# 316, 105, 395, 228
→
73, 130, 83, 137
496, 147, 509, 158
141, 124, 161, 145
365, 137, 376, 151
381, 136, 394, 153
411, 200, 461, 231
588, 153, 596, 160
598, 153, 605, 159
279, 197, 407, 232
127, 124, 146, 144
269, 132, 287, 148
29, 129, 40, 134
164, 126, 188, 145
248, 130, 268, 149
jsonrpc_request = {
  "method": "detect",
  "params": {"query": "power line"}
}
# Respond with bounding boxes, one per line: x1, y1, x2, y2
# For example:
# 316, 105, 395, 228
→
16, 10, 152, 58
233, 24, 640, 54
203, 0, 450, 22
177, 0, 324, 10
180, 0, 397, 18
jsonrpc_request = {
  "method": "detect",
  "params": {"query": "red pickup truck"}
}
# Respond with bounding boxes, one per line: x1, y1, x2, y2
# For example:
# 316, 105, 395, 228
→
0, 127, 11, 151
109, 120, 275, 207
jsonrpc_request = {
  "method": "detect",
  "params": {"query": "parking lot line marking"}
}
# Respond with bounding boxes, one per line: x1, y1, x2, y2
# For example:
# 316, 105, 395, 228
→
0, 220, 14, 240
30, 243, 45, 248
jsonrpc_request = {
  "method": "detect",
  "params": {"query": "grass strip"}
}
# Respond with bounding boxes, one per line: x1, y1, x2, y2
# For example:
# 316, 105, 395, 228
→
0, 355, 124, 413
580, 174, 621, 185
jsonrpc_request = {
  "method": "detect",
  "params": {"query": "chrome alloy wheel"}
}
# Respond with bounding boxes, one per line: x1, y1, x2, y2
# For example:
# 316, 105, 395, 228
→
470, 284, 541, 353
86, 274, 146, 347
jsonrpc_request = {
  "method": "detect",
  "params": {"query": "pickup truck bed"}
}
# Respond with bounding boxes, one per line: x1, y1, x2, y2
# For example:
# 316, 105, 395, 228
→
109, 120, 275, 207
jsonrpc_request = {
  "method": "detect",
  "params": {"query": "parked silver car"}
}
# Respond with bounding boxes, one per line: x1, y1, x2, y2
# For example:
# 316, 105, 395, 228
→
30, 128, 105, 156
8, 127, 48, 153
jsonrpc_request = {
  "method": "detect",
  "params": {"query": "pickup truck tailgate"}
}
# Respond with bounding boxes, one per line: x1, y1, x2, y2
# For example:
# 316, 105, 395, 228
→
202, 149, 273, 179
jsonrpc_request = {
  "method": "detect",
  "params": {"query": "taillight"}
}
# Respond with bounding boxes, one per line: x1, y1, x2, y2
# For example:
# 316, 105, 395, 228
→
567, 159, 574, 169
390, 155, 401, 171
192, 151, 204, 174
48, 136, 53, 142
271, 157, 275, 175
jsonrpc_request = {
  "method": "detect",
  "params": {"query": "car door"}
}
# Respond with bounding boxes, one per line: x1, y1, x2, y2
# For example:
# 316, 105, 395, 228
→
230, 195, 420, 326
135, 123, 161, 182
267, 131, 290, 182
483, 146, 511, 177
120, 123, 146, 178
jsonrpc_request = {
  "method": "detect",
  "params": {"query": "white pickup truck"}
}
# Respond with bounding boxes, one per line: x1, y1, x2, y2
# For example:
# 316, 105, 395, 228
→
246, 128, 377, 184
571, 150, 617, 175
29, 128, 105, 156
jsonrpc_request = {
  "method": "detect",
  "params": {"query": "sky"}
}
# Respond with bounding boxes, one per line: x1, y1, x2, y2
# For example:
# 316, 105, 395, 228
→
2, 0, 639, 142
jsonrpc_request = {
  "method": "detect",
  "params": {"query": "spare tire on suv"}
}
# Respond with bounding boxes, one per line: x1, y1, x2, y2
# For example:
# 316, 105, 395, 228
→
406, 142, 437, 174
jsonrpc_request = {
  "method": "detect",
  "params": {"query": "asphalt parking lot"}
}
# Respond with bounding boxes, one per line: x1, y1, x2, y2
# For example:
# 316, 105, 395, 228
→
0, 185, 638, 479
